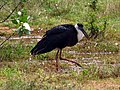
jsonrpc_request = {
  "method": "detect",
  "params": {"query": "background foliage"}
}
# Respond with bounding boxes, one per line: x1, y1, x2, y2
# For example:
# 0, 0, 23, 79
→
0, 0, 120, 29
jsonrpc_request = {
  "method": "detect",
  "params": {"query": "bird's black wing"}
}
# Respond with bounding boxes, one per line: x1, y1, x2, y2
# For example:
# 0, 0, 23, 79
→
44, 25, 69, 37
31, 24, 76, 55
43, 24, 76, 37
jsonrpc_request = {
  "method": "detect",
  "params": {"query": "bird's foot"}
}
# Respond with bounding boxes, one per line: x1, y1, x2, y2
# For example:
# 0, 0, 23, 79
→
59, 57, 67, 60
60, 57, 83, 68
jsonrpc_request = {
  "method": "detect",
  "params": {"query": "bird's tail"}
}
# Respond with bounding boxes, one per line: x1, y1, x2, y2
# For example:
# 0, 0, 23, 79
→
30, 37, 56, 56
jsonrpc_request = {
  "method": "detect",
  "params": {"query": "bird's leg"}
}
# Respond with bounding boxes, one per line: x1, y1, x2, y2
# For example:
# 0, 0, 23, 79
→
55, 49, 60, 71
59, 49, 82, 67
59, 49, 67, 60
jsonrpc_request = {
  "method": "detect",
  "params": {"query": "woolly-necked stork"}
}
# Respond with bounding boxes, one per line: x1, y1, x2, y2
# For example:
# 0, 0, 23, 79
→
31, 23, 89, 70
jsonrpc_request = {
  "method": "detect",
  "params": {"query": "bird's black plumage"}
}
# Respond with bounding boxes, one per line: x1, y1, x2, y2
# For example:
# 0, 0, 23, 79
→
31, 24, 78, 55
31, 23, 89, 70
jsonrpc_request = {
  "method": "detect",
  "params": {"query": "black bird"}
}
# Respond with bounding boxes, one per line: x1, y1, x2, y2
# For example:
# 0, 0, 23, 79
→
31, 23, 89, 70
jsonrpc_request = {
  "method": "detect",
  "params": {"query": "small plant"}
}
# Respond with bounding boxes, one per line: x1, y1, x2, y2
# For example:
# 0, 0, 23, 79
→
84, 0, 108, 39
0, 0, 31, 47
11, 8, 31, 37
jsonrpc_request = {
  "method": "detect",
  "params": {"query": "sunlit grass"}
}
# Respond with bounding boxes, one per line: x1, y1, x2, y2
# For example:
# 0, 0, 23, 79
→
0, 37, 120, 90
0, 59, 119, 90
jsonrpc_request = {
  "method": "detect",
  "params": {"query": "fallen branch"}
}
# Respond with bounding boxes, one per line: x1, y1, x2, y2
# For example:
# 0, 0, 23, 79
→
0, 35, 42, 48
0, 35, 42, 40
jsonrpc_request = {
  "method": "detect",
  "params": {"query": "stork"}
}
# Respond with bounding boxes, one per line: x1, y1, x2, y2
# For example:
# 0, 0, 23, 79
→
31, 23, 89, 70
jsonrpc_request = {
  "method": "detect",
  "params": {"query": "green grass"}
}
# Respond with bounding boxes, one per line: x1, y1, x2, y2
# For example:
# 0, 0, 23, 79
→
0, 38, 120, 89
0, 58, 119, 90
0, 0, 120, 30
0, 38, 119, 61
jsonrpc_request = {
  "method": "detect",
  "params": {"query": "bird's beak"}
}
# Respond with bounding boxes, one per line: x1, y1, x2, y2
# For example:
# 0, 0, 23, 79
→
81, 29, 89, 40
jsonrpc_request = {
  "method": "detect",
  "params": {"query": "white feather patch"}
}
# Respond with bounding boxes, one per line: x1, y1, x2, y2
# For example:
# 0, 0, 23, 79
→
75, 24, 84, 41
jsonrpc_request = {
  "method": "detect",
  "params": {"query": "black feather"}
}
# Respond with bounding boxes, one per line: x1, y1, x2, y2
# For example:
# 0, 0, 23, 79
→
31, 24, 78, 55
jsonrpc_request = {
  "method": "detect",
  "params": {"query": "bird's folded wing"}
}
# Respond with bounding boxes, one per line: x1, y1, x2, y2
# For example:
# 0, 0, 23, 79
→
45, 26, 69, 36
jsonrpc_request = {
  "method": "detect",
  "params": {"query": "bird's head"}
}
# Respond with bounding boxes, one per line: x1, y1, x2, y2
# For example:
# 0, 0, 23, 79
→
77, 23, 89, 40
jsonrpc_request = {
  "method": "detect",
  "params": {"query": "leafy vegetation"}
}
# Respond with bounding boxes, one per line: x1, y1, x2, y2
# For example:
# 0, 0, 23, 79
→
11, 8, 31, 37
84, 0, 108, 39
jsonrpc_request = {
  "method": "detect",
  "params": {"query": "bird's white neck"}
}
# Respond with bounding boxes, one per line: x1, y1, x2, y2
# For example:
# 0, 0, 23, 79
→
75, 24, 84, 41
